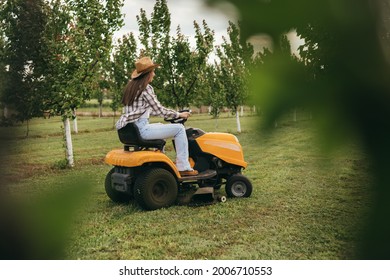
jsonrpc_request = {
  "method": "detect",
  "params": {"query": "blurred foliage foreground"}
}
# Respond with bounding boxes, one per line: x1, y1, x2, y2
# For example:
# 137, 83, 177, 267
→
206, 0, 390, 259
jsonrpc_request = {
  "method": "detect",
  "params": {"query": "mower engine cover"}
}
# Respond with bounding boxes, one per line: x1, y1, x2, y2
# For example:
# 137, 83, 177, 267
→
195, 132, 247, 168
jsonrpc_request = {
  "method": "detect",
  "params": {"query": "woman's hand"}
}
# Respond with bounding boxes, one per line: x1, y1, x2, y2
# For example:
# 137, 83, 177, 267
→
178, 111, 191, 119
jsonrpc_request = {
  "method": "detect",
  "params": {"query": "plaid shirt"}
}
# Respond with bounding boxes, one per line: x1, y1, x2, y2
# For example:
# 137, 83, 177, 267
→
115, 84, 179, 130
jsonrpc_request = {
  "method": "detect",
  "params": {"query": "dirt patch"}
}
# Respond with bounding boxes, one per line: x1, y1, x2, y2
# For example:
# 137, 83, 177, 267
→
2, 158, 106, 185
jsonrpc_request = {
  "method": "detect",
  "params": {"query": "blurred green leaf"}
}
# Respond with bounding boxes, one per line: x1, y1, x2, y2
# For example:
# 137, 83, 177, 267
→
0, 175, 92, 259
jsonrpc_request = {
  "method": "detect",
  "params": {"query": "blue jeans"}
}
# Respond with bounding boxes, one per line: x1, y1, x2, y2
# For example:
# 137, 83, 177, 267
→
135, 118, 193, 171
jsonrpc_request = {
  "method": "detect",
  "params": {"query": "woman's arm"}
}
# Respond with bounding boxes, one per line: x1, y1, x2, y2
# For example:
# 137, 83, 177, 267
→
143, 85, 179, 119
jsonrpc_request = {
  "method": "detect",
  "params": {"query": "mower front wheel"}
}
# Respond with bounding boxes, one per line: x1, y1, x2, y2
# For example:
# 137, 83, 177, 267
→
225, 174, 252, 198
134, 168, 178, 210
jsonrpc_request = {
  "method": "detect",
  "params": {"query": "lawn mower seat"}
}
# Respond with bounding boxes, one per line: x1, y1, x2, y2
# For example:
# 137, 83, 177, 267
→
118, 123, 166, 151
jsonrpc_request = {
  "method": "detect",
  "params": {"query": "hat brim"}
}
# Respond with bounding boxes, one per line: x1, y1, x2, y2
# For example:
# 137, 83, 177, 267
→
131, 64, 160, 79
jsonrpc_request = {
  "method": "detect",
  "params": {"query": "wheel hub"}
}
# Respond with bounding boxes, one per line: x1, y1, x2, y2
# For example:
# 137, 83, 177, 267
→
231, 181, 247, 197
152, 182, 168, 201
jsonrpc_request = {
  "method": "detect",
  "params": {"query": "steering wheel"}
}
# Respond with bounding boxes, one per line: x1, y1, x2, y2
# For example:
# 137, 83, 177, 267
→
164, 109, 190, 124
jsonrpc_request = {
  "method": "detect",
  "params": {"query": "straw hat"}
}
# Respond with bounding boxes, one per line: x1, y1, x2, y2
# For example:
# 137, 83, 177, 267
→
131, 57, 160, 79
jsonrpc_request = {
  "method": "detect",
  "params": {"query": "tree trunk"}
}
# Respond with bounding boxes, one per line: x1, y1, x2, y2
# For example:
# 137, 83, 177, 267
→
4, 106, 9, 118
236, 109, 241, 133
72, 108, 78, 134
25, 119, 30, 138
64, 117, 74, 167
99, 102, 103, 118
113, 110, 116, 128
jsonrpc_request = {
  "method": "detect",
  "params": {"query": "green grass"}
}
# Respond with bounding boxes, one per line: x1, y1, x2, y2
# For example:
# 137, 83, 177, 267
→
0, 111, 372, 260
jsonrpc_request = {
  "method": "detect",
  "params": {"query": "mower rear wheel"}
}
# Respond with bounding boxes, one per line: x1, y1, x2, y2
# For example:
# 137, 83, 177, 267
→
225, 174, 252, 198
105, 168, 131, 203
134, 168, 178, 210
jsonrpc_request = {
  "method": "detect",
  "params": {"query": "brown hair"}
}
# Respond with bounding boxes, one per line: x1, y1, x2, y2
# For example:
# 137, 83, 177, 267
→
121, 71, 153, 106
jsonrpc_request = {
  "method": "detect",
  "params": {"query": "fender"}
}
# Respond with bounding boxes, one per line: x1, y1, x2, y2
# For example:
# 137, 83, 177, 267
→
105, 149, 180, 177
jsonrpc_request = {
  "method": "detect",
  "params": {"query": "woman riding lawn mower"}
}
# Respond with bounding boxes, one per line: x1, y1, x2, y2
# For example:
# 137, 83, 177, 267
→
104, 113, 252, 210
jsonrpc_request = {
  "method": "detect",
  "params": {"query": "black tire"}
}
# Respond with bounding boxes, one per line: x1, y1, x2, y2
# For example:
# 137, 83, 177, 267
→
225, 174, 252, 198
134, 168, 178, 210
105, 168, 131, 203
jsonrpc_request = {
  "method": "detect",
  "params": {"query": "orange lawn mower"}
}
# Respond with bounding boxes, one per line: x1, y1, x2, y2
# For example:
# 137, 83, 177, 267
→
104, 112, 252, 210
